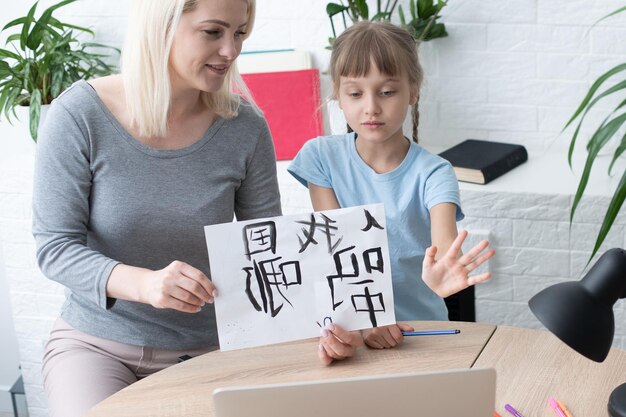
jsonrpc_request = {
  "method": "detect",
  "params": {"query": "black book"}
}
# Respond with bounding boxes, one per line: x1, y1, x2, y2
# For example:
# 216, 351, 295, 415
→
438, 139, 528, 185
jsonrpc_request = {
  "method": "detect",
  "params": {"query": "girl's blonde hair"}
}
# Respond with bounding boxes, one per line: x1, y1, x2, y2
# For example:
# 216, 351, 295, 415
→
121, 0, 257, 138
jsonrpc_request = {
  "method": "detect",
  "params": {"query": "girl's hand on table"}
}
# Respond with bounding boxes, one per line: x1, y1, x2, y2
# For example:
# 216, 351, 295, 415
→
362, 323, 415, 349
318, 324, 363, 365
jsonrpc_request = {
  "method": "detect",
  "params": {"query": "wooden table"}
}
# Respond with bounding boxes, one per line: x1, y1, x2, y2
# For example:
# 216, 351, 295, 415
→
475, 325, 626, 416
85, 321, 626, 417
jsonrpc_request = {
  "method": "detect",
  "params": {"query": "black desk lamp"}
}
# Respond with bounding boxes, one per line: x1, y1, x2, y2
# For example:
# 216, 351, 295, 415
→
528, 248, 626, 417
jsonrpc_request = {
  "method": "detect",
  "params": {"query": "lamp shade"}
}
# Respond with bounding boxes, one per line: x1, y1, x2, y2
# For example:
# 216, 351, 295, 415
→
528, 248, 626, 363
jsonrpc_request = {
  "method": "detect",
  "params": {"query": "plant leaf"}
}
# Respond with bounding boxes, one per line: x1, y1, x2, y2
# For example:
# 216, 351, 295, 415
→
40, 0, 79, 20
35, 0, 80, 36
410, 0, 417, 20
418, 0, 435, 18
0, 84, 13, 120
398, 5, 406, 25
4, 86, 22, 121
565, 70, 626, 165
608, 133, 626, 175
47, 16, 93, 35
571, 112, 626, 221
423, 22, 447, 40
581, 80, 626, 154
588, 169, 626, 262
28, 89, 41, 141
81, 42, 119, 51
50, 68, 63, 98
25, 0, 71, 52
326, 3, 348, 17
587, 94, 626, 150
387, 0, 400, 15
2, 17, 27, 32
591, 5, 626, 28
26, 11, 60, 51
354, 0, 369, 19
6, 33, 23, 45
62, 22, 93, 35
20, 2, 39, 52
563, 63, 626, 131
370, 12, 391, 21
584, 79, 626, 124
588, 113, 626, 157
401, 0, 447, 42
0, 60, 10, 80
0, 48, 20, 60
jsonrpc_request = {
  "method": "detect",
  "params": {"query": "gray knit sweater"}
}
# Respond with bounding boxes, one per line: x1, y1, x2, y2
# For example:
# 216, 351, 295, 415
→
32, 80, 282, 349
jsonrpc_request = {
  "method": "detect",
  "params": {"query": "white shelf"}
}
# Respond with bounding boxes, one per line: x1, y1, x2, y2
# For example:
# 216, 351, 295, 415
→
427, 146, 624, 197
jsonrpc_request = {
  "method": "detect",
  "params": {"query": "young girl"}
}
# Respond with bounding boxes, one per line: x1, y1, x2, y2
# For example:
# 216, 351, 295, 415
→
288, 21, 495, 365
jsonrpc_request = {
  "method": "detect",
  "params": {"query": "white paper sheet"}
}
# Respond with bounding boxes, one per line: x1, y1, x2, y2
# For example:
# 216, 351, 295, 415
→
204, 204, 396, 351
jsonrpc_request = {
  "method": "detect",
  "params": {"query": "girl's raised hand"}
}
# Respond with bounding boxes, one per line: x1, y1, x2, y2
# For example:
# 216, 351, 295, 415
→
422, 230, 495, 298
318, 323, 363, 366
362, 323, 415, 349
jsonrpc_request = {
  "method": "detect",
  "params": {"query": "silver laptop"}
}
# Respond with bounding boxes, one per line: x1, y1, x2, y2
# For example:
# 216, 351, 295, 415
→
213, 367, 496, 417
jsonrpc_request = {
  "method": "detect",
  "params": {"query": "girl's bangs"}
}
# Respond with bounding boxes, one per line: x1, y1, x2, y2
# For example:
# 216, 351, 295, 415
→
336, 33, 403, 79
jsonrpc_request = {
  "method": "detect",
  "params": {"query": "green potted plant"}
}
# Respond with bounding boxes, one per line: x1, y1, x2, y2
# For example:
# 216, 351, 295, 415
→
0, 0, 118, 141
326, 0, 448, 45
398, 0, 448, 42
563, 5, 626, 262
326, 0, 397, 45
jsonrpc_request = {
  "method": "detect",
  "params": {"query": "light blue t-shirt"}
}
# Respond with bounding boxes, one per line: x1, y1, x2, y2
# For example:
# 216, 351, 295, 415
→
288, 133, 464, 321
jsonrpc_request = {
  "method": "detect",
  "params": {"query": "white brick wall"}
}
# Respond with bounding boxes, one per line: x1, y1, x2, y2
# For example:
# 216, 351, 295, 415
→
1, 1, 625, 416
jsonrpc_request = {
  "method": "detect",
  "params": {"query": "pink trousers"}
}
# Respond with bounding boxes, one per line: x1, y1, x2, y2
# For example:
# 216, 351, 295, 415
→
42, 318, 215, 417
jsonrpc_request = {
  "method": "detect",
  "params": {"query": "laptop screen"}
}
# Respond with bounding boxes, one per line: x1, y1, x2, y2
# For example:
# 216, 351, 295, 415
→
213, 367, 496, 417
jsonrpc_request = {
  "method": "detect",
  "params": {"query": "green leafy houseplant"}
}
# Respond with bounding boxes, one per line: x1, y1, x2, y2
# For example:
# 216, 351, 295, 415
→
0, 0, 118, 141
326, 0, 397, 44
326, 0, 448, 45
398, 0, 448, 42
563, 5, 626, 262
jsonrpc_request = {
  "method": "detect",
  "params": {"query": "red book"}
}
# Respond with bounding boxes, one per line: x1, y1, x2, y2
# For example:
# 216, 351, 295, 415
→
241, 69, 323, 160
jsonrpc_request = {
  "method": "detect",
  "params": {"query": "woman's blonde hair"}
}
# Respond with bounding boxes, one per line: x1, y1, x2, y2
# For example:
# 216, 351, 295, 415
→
329, 21, 423, 141
121, 0, 257, 138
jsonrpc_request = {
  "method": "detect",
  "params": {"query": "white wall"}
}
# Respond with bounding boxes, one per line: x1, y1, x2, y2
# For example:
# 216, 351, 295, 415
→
246, 0, 626, 153
0, 245, 22, 413
4, 0, 625, 152
0, 1, 625, 417
0, 5, 31, 405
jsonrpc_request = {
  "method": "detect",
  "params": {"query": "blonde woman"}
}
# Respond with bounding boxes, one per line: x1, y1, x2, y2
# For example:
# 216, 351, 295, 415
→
32, 1, 280, 416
